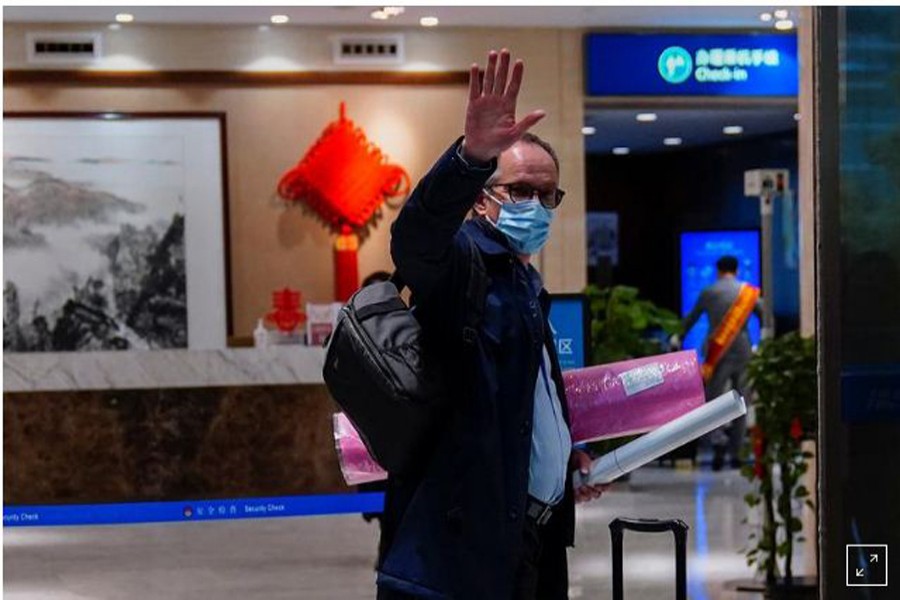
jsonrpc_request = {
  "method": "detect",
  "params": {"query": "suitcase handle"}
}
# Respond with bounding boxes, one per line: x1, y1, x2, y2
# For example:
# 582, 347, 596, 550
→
609, 518, 689, 600
610, 517, 689, 535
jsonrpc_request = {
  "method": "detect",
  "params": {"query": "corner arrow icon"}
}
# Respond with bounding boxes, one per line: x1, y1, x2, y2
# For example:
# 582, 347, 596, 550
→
856, 568, 865, 577
870, 554, 879, 563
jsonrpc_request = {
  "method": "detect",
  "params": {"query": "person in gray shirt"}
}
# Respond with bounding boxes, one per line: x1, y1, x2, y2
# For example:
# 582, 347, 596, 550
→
683, 255, 763, 470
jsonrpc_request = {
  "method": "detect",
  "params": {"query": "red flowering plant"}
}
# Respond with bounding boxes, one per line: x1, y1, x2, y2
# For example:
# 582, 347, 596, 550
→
741, 332, 817, 587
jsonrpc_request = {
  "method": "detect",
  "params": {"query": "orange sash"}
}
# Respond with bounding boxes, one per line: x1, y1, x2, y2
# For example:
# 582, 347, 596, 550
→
701, 283, 760, 382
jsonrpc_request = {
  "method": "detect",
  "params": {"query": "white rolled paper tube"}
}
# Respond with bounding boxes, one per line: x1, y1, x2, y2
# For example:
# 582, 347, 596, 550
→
574, 390, 747, 487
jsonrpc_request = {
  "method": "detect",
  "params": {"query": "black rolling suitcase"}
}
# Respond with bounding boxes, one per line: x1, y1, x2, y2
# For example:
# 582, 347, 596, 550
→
609, 517, 689, 600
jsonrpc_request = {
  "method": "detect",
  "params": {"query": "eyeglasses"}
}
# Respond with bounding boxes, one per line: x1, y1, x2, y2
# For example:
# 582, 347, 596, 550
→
483, 182, 566, 210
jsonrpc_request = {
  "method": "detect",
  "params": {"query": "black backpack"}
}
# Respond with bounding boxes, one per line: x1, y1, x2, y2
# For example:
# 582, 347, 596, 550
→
323, 235, 488, 475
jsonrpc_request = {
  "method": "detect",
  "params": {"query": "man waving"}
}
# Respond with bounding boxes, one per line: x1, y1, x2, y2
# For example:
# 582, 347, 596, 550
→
378, 49, 607, 600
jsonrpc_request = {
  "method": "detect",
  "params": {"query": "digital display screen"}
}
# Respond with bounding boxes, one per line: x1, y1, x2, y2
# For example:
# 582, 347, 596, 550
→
680, 230, 761, 357
586, 33, 799, 97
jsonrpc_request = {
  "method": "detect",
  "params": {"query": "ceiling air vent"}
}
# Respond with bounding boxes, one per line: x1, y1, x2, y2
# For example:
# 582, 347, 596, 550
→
26, 32, 102, 64
332, 34, 404, 66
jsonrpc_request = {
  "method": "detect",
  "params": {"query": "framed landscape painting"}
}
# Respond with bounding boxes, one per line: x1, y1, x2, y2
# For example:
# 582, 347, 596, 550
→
3, 112, 231, 352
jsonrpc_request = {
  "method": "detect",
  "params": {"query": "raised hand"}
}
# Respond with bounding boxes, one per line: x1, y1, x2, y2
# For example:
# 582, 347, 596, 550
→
461, 49, 546, 164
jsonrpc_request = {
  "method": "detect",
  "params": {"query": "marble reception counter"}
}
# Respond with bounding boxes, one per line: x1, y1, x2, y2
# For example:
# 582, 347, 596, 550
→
4, 346, 328, 392
3, 347, 351, 506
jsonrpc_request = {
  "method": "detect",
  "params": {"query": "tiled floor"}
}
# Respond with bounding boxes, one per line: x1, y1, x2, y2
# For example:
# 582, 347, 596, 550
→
4, 465, 813, 599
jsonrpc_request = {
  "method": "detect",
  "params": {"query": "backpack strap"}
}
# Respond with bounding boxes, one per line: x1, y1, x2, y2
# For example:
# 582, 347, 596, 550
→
462, 233, 488, 345
387, 232, 486, 343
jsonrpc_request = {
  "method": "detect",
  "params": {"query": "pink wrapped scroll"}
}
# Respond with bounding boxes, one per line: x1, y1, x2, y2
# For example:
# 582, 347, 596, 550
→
333, 413, 387, 485
333, 350, 705, 485
565, 350, 705, 443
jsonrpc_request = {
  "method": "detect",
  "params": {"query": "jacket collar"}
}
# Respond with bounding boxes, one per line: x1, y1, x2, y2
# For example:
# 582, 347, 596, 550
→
462, 217, 513, 256
463, 217, 546, 290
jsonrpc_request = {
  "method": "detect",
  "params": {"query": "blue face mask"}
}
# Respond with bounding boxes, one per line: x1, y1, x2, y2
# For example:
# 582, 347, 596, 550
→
485, 195, 554, 255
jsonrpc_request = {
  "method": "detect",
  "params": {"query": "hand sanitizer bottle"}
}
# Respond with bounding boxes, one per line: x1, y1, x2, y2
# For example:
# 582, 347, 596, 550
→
253, 319, 269, 348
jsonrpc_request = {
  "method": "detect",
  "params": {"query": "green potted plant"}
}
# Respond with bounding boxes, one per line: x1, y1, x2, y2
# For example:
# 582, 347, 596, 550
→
740, 332, 817, 599
582, 285, 682, 463
584, 284, 682, 364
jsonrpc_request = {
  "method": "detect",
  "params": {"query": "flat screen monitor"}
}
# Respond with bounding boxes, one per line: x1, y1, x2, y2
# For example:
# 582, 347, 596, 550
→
680, 230, 761, 358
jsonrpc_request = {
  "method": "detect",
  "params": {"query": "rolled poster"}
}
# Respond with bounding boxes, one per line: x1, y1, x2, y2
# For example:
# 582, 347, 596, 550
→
565, 350, 705, 444
333, 412, 388, 485
334, 350, 709, 486
573, 390, 747, 487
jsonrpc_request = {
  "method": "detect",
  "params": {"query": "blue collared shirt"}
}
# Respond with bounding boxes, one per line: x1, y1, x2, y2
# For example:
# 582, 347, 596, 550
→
525, 268, 572, 506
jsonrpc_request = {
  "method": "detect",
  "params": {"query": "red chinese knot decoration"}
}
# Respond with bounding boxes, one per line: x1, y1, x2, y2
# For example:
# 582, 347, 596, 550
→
266, 288, 306, 333
277, 103, 410, 301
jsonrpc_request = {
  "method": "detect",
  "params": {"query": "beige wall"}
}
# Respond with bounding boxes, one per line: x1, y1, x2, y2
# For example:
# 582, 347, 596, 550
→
797, 8, 816, 338
4, 23, 587, 336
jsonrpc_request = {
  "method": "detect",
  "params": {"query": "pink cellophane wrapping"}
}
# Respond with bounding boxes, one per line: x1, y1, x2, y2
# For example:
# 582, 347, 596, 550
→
333, 350, 704, 484
565, 350, 705, 443
333, 412, 387, 485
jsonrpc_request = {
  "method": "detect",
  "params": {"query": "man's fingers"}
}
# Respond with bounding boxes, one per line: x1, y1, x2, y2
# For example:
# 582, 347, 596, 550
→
468, 63, 482, 100
504, 60, 524, 100
482, 51, 498, 99
575, 483, 608, 502
575, 451, 592, 473
510, 110, 546, 139
493, 48, 510, 95
575, 486, 603, 503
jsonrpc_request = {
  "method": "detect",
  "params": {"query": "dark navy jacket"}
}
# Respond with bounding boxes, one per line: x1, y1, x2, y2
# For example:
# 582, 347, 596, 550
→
377, 139, 576, 599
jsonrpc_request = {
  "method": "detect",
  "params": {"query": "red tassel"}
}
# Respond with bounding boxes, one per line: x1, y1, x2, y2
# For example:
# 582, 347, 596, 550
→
334, 226, 359, 302
275, 102, 410, 302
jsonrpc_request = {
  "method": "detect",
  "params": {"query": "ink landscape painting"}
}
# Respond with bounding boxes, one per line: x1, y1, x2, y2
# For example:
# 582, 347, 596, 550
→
4, 118, 190, 352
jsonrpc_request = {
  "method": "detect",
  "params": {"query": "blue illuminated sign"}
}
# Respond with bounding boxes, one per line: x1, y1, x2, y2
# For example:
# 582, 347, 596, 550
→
658, 46, 693, 84
549, 295, 589, 370
586, 33, 798, 97
3, 493, 385, 527
680, 231, 761, 357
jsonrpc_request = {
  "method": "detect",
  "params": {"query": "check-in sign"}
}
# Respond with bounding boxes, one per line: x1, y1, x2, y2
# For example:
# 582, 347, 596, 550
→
586, 33, 798, 97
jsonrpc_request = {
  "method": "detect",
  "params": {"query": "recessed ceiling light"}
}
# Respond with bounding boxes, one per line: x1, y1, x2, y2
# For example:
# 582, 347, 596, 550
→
775, 19, 794, 31
760, 12, 773, 22
793, 112, 801, 121
774, 9, 789, 19
582, 126, 596, 135
383, 7, 405, 17
108, 23, 121, 30
371, 9, 389, 20
612, 147, 630, 155
270, 15, 289, 24
664, 137, 683, 146
636, 113, 658, 123
723, 125, 744, 135
115, 13, 134, 23
420, 16, 439, 27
